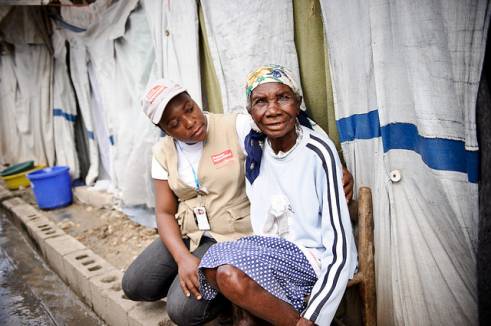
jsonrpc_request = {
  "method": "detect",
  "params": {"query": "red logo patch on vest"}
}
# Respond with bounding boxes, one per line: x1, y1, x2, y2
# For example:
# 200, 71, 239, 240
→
211, 149, 233, 165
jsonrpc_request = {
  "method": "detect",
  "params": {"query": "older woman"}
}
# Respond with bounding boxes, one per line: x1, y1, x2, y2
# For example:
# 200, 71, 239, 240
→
198, 65, 358, 325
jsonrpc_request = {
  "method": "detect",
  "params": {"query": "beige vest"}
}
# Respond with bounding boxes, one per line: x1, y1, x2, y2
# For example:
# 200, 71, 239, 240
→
153, 113, 252, 251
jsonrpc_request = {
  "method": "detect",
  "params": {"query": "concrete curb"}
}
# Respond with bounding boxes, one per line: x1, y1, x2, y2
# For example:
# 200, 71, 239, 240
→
0, 185, 173, 326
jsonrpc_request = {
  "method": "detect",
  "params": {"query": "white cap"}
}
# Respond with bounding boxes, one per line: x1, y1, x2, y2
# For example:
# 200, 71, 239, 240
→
141, 79, 186, 124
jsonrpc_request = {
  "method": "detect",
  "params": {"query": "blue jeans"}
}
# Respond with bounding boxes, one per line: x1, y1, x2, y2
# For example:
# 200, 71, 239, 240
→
122, 237, 230, 325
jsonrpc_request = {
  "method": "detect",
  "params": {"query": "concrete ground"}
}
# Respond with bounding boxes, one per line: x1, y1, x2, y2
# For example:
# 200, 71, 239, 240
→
0, 210, 103, 325
0, 183, 174, 326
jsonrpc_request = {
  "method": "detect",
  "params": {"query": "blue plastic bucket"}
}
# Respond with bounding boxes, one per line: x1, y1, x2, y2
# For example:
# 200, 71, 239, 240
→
27, 166, 73, 209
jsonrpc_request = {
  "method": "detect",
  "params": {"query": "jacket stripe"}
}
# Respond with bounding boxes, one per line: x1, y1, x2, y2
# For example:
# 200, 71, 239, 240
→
303, 134, 348, 320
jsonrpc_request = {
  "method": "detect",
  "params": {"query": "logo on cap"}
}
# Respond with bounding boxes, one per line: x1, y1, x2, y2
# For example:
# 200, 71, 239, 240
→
145, 85, 167, 104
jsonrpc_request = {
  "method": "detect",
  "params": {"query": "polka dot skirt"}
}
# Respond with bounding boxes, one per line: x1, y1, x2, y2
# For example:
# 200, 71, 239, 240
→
198, 235, 317, 312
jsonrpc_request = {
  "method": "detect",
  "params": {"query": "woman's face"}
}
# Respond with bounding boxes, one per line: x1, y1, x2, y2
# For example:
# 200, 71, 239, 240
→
249, 83, 300, 140
158, 92, 207, 143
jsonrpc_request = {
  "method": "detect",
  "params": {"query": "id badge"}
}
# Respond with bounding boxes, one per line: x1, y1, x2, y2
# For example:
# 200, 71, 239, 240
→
193, 206, 211, 231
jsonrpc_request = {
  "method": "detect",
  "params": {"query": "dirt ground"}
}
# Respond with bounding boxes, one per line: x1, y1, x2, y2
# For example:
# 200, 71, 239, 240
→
12, 187, 158, 271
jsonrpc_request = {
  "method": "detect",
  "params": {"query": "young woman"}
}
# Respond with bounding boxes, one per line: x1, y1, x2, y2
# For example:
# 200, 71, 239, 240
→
122, 79, 254, 325
198, 65, 358, 326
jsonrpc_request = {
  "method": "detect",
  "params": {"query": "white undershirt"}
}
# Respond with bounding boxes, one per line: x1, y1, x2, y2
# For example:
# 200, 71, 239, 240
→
151, 114, 252, 187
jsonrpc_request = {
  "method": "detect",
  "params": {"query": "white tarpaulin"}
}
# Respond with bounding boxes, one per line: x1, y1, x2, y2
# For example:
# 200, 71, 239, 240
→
201, 0, 302, 113
60, 0, 111, 185
83, 0, 157, 206
107, 0, 202, 207
52, 26, 80, 178
143, 0, 202, 107
60, 0, 151, 196
58, 0, 202, 213
320, 0, 489, 324
0, 7, 54, 167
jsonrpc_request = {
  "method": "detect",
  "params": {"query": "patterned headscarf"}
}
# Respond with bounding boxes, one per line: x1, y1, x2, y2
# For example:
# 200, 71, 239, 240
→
245, 64, 305, 111
244, 64, 312, 184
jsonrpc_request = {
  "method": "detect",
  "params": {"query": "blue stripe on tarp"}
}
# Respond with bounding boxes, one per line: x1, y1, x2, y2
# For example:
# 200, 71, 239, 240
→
381, 123, 479, 182
336, 110, 479, 183
337, 109, 381, 142
83, 131, 115, 144
49, 14, 87, 33
86, 130, 95, 140
53, 108, 77, 122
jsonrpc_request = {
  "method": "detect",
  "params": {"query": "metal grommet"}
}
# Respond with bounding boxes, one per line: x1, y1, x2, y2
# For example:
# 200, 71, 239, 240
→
390, 169, 401, 183
165, 30, 170, 37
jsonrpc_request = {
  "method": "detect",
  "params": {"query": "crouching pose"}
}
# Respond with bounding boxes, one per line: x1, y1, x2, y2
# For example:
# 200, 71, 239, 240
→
198, 65, 358, 325
122, 79, 254, 325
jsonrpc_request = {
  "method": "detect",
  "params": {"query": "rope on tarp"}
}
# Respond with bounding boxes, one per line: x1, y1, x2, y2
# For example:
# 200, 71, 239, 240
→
48, 12, 86, 33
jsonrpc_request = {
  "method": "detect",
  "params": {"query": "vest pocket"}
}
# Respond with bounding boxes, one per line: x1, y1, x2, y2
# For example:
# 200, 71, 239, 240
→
176, 208, 198, 235
226, 204, 252, 234
175, 210, 185, 227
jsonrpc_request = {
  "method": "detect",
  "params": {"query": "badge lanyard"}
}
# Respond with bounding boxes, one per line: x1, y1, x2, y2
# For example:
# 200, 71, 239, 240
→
176, 141, 201, 192
176, 141, 210, 230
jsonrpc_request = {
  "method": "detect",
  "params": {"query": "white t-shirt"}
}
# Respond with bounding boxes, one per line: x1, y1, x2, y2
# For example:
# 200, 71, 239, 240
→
151, 114, 252, 187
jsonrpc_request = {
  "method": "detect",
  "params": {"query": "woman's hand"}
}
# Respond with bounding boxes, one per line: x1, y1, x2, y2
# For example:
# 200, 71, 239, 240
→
296, 317, 315, 326
177, 254, 202, 300
154, 179, 203, 300
342, 167, 354, 203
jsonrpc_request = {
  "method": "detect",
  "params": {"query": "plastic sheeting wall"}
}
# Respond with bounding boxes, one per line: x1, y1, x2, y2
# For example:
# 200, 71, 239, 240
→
0, 0, 203, 215
60, 0, 110, 185
52, 26, 80, 179
57, 0, 202, 209
200, 0, 303, 113
0, 7, 54, 168
59, 0, 153, 204
199, 0, 341, 145
319, 0, 489, 324
143, 0, 202, 107
81, 0, 155, 204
